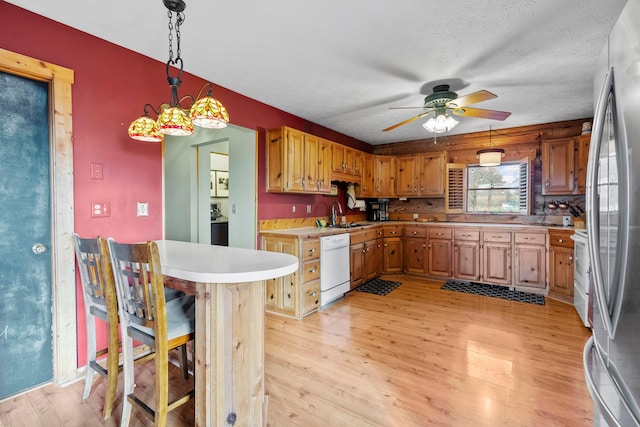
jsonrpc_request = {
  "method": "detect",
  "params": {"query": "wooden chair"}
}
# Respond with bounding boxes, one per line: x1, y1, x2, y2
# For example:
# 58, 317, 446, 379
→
73, 233, 153, 419
105, 238, 195, 427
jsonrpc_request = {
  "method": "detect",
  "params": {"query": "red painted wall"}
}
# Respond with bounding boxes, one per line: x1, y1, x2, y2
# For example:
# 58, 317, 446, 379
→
1, 3, 371, 367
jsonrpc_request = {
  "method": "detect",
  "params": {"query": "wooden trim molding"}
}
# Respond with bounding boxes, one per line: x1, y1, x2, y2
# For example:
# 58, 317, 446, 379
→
0, 48, 76, 385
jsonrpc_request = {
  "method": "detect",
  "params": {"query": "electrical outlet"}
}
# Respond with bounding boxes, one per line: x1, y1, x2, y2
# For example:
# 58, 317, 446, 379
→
413, 213, 419, 219
292, 205, 296, 213
307, 205, 312, 214
137, 202, 148, 217
91, 201, 110, 217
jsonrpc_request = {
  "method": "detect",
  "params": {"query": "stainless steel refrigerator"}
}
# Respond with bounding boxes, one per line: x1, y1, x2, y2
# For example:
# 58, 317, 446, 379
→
584, 0, 640, 425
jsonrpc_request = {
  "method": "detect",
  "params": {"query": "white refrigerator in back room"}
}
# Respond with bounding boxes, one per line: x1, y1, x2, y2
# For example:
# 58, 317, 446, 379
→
583, 0, 640, 425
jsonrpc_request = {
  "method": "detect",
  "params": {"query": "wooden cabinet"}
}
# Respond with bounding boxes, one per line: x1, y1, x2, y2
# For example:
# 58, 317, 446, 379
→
404, 225, 428, 274
513, 232, 547, 289
358, 152, 376, 198
367, 238, 383, 281
350, 242, 365, 289
375, 156, 396, 197
261, 235, 320, 318
420, 152, 447, 197
542, 137, 576, 195
266, 126, 332, 194
395, 152, 446, 197
396, 155, 419, 196
482, 230, 512, 286
576, 134, 590, 194
549, 229, 575, 300
332, 143, 361, 178
350, 228, 382, 289
452, 229, 480, 281
382, 225, 403, 273
427, 227, 452, 277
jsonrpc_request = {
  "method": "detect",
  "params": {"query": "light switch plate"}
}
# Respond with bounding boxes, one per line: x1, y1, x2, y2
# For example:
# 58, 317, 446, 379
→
137, 202, 149, 217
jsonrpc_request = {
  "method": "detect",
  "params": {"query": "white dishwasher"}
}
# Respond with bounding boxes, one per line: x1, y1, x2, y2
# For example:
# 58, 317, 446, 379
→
320, 233, 350, 306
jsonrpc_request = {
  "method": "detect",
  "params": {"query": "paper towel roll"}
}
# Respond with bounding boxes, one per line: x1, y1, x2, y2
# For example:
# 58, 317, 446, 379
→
353, 200, 366, 211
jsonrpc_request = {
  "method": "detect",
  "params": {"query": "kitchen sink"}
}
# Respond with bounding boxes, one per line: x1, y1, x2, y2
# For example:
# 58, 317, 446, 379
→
328, 223, 362, 228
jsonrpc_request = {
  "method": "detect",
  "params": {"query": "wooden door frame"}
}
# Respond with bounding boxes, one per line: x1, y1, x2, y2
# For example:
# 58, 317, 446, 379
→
0, 49, 77, 385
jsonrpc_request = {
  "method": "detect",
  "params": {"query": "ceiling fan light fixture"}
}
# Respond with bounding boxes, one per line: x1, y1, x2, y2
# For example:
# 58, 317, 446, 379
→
423, 112, 458, 133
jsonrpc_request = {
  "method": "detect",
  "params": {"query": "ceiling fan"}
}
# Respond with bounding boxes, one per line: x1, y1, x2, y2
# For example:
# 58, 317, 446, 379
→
382, 84, 511, 133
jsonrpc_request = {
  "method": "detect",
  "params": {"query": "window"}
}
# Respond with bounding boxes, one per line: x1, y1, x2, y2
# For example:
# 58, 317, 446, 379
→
446, 158, 530, 214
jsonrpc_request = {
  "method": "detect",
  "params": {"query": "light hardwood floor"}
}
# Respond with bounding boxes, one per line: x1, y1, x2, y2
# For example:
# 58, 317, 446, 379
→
0, 275, 593, 426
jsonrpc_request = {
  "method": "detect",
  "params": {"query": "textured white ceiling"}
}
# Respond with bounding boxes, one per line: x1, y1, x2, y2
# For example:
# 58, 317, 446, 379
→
7, 0, 628, 144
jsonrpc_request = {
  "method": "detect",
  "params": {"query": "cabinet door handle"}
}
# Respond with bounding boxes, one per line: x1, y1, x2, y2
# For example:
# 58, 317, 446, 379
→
558, 239, 564, 243
309, 291, 317, 297
437, 232, 444, 236
413, 231, 418, 236
309, 267, 317, 273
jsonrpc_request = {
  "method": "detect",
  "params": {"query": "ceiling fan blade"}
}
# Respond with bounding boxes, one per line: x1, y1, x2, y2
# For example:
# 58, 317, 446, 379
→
451, 107, 511, 121
447, 90, 497, 108
389, 106, 429, 110
382, 112, 431, 132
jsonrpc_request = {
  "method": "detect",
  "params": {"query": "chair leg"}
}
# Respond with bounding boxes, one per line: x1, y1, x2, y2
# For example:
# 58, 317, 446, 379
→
179, 344, 189, 381
102, 319, 120, 419
120, 332, 135, 427
82, 314, 97, 400
155, 347, 170, 427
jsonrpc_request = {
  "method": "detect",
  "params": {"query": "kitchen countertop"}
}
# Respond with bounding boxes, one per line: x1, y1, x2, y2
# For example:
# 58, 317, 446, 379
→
260, 221, 576, 238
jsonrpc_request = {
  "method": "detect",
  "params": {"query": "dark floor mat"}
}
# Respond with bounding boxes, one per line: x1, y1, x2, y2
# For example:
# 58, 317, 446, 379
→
356, 278, 401, 296
441, 280, 545, 305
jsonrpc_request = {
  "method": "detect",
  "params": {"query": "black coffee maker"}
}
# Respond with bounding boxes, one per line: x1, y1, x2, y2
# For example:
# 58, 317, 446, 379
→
366, 199, 389, 221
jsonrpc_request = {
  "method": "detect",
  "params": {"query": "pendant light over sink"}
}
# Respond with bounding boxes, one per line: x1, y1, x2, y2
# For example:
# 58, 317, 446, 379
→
128, 0, 229, 142
477, 126, 505, 167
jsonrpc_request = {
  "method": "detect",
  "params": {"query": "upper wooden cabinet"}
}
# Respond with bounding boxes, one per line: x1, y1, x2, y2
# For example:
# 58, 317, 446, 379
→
332, 143, 361, 177
266, 127, 332, 194
542, 137, 587, 195
358, 152, 376, 198
375, 156, 396, 197
576, 134, 590, 194
396, 152, 446, 197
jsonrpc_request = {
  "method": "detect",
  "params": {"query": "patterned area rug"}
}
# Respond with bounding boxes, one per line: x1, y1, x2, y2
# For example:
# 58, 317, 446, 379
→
356, 278, 402, 296
441, 280, 545, 305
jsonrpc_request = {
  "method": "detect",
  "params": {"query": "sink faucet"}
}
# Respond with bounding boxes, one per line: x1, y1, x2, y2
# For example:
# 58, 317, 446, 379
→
331, 200, 344, 226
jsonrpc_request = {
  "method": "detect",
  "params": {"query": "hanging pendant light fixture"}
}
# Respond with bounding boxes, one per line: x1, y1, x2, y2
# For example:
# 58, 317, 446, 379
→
477, 126, 505, 166
128, 0, 229, 142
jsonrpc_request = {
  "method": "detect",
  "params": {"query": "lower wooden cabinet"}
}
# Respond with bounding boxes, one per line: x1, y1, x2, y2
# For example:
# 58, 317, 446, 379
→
350, 242, 365, 289
428, 227, 452, 277
452, 229, 480, 281
261, 235, 321, 319
548, 229, 575, 300
513, 232, 547, 289
350, 228, 383, 289
482, 230, 512, 286
404, 225, 428, 274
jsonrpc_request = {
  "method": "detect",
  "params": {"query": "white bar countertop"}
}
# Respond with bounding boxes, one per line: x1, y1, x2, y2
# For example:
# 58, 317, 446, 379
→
155, 239, 298, 283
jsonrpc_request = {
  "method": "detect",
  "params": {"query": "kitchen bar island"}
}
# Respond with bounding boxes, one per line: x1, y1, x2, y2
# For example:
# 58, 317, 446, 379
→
155, 240, 298, 427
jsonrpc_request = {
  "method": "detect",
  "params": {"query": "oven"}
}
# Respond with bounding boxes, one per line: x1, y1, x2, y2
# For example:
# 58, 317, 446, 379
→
319, 233, 350, 306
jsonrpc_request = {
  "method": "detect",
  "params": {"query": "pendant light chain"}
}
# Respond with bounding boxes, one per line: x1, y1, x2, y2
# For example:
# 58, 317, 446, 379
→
167, 10, 184, 63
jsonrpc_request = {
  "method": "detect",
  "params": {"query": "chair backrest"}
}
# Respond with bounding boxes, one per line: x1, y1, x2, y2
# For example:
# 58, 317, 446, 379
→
106, 238, 167, 342
73, 233, 117, 322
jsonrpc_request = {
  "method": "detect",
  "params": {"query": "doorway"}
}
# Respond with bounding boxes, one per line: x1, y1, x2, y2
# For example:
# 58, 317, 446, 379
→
0, 49, 76, 396
164, 124, 257, 249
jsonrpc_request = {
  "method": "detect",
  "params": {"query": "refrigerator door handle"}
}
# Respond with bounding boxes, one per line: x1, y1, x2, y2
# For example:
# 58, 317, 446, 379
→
584, 337, 640, 427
